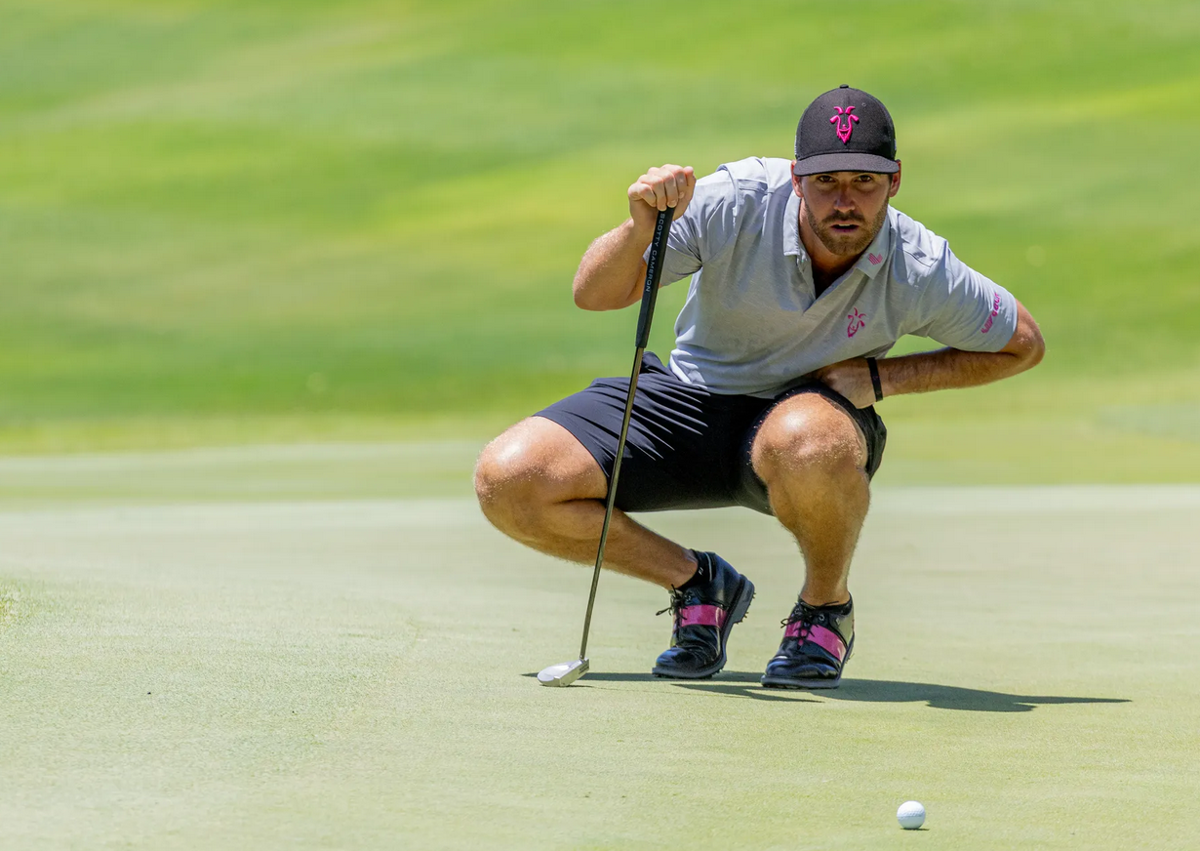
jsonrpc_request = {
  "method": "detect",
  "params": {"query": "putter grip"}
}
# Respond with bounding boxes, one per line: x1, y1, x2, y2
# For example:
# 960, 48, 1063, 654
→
634, 206, 674, 348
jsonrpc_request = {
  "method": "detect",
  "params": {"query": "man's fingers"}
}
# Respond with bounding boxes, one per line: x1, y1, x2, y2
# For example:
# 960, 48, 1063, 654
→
674, 168, 696, 220
637, 172, 668, 210
811, 359, 877, 409
642, 167, 666, 211
628, 163, 696, 222
663, 180, 679, 208
671, 167, 689, 203
654, 178, 670, 210
627, 180, 662, 210
660, 164, 685, 208
629, 164, 694, 220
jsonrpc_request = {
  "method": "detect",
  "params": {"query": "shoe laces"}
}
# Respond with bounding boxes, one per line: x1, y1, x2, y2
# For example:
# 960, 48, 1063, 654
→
656, 588, 687, 625
657, 585, 711, 630
780, 600, 823, 641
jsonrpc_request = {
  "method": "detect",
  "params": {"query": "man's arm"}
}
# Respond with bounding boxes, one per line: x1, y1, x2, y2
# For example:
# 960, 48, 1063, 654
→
573, 165, 695, 311
815, 300, 1045, 408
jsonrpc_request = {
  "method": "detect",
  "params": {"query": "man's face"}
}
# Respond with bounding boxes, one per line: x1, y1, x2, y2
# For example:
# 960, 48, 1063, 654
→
793, 168, 901, 258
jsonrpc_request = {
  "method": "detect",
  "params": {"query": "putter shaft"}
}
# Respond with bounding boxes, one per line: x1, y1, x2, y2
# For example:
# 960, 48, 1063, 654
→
575, 206, 674, 664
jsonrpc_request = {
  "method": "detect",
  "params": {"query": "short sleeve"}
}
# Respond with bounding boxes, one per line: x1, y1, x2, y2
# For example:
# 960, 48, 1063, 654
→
644, 168, 738, 285
910, 245, 1018, 352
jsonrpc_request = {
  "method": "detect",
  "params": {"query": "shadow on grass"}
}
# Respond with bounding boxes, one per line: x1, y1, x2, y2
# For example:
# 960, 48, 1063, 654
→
525, 671, 1131, 712
828, 679, 1130, 713
523, 670, 818, 702
594, 671, 819, 702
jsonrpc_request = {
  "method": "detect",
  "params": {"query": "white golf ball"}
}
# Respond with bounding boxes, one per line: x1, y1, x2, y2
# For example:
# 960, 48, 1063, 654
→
896, 800, 926, 830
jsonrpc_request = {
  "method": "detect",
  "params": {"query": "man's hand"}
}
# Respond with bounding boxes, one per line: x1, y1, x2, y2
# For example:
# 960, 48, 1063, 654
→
813, 358, 877, 409
628, 165, 695, 235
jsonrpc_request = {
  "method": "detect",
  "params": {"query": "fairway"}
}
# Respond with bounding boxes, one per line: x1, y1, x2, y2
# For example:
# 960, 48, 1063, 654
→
2, 0, 1199, 475
3, 448, 1198, 849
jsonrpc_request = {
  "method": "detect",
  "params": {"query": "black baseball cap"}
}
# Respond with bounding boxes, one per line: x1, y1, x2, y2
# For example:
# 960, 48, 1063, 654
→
793, 85, 899, 176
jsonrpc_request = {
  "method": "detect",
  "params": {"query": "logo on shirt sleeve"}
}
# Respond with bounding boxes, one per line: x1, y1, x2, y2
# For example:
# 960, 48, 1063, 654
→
980, 293, 1002, 334
847, 308, 867, 338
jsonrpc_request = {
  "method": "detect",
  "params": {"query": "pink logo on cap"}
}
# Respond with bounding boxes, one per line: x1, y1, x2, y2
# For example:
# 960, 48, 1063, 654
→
830, 106, 860, 144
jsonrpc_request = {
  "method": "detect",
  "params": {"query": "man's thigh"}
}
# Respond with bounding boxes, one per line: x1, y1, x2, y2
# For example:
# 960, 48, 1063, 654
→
534, 354, 763, 513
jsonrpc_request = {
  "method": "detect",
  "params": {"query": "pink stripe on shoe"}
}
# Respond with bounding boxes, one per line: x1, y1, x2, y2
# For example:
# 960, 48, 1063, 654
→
677, 604, 727, 629
784, 622, 846, 661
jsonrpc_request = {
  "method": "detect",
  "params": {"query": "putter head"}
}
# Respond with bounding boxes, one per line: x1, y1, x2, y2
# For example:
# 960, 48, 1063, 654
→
537, 658, 589, 687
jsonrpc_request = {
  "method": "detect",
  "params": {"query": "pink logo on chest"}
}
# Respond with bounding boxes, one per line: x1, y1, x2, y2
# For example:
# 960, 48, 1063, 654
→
868, 253, 883, 265
847, 308, 867, 338
830, 106, 860, 144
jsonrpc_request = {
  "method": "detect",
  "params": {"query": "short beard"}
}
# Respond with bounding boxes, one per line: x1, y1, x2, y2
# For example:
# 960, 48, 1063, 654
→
805, 201, 889, 258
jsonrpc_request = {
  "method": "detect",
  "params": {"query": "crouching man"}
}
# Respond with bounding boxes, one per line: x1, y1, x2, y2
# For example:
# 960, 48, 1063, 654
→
474, 86, 1044, 688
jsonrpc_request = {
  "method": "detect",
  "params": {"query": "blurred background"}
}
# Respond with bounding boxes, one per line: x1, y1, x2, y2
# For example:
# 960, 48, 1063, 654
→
2, 0, 1198, 489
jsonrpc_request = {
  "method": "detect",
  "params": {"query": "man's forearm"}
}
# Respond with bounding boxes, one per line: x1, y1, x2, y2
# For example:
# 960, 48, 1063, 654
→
814, 303, 1045, 409
572, 219, 652, 311
880, 303, 1045, 398
877, 346, 1033, 398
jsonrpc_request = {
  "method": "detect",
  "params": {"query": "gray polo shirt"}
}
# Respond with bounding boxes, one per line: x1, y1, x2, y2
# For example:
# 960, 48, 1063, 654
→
651, 157, 1018, 397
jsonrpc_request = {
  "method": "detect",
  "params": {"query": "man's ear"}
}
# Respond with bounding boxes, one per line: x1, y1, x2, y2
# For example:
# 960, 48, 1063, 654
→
888, 162, 902, 198
791, 167, 804, 199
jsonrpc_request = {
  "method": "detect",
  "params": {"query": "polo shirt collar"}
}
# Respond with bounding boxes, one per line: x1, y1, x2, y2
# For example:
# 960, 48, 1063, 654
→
783, 189, 806, 260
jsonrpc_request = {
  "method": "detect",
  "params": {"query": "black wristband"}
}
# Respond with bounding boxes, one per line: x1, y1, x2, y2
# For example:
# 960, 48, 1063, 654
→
866, 357, 883, 402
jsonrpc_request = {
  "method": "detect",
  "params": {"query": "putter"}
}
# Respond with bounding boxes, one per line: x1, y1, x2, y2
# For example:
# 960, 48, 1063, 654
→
538, 204, 675, 687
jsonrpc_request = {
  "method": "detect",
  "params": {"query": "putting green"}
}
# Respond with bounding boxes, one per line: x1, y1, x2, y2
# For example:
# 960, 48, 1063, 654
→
2, 448, 1198, 849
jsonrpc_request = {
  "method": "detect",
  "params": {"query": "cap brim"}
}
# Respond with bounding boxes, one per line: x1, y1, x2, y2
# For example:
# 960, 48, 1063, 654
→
793, 153, 899, 176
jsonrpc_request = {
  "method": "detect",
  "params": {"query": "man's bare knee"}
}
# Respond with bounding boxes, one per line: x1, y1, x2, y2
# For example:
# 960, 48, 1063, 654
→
474, 425, 548, 526
751, 397, 866, 484
474, 418, 604, 532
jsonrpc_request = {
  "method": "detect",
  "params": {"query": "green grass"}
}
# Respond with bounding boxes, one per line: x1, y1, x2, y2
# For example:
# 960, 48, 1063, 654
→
1, 0, 1200, 478
2, 454, 1199, 849
5, 8, 1199, 844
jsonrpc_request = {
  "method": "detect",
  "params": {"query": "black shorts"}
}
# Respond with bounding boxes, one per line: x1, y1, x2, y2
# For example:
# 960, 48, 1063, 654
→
536, 353, 887, 516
